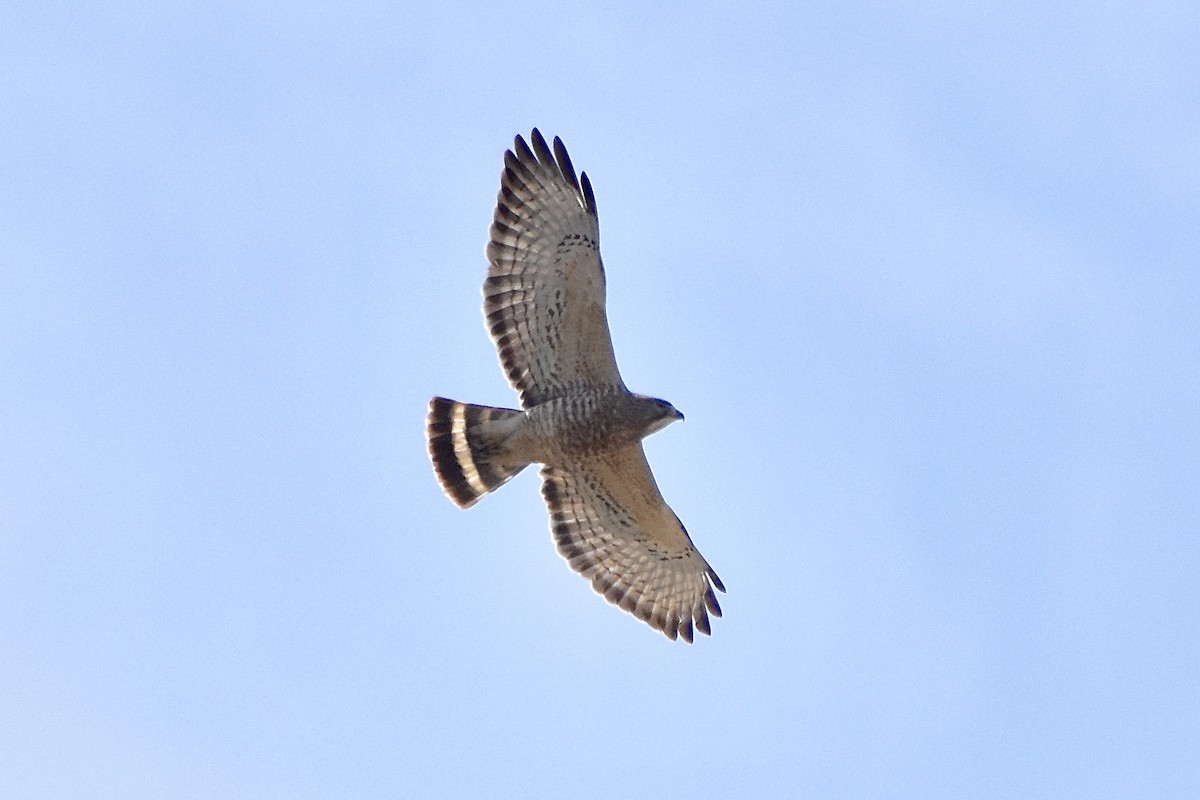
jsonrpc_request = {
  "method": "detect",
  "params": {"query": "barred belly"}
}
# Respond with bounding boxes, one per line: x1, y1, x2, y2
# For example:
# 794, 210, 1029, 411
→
526, 388, 645, 461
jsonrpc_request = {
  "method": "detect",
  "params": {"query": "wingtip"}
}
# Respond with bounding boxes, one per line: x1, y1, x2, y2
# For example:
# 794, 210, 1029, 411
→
512, 132, 535, 163
708, 567, 726, 594
580, 171, 596, 214
506, 130, 597, 215
529, 128, 553, 165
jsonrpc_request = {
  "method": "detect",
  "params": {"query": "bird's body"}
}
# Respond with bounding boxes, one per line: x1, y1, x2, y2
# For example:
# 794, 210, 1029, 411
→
527, 388, 676, 457
427, 129, 724, 642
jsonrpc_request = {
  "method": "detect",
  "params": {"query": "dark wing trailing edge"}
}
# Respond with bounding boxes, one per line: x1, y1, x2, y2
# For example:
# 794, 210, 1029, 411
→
484, 129, 623, 408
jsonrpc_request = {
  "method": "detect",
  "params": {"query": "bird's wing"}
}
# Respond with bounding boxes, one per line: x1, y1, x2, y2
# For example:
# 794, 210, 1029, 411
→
540, 444, 724, 642
484, 129, 624, 408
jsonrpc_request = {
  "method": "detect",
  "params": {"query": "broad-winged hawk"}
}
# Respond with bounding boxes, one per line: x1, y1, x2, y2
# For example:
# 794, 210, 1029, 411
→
427, 129, 724, 642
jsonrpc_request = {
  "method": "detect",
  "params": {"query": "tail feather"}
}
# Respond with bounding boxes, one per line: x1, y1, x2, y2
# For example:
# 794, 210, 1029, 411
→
427, 397, 528, 508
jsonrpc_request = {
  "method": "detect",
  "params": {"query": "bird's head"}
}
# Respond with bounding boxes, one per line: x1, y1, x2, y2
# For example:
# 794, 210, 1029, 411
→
637, 395, 684, 436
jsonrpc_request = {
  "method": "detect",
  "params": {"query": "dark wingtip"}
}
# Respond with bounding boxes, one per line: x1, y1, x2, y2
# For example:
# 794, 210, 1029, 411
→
695, 608, 712, 637
705, 589, 723, 618
510, 130, 596, 215
529, 128, 553, 166
708, 567, 726, 593
681, 612, 697, 643
552, 136, 580, 191
580, 171, 596, 214
513, 132, 535, 163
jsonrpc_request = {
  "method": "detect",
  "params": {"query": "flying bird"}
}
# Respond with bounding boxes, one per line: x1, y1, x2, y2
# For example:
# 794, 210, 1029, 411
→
427, 129, 724, 642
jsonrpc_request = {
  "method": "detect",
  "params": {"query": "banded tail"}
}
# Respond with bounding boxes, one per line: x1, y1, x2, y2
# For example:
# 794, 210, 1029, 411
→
427, 397, 529, 508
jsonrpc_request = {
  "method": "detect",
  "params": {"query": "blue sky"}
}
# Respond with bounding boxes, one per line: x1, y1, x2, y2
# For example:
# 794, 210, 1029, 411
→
2, 2, 1198, 797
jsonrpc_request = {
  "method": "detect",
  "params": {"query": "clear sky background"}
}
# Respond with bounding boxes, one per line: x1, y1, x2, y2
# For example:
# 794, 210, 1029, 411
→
3, 2, 1198, 798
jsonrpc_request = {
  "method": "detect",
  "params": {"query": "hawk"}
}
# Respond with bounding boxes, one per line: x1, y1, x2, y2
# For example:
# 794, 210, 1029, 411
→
427, 129, 724, 642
